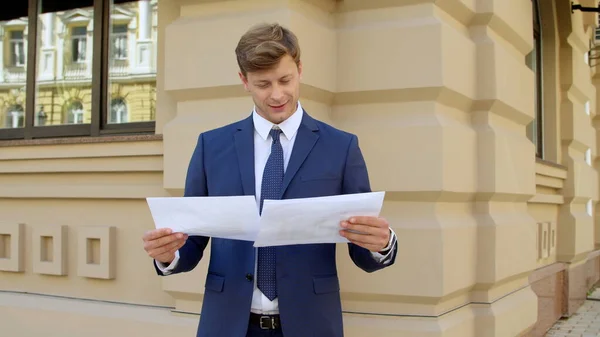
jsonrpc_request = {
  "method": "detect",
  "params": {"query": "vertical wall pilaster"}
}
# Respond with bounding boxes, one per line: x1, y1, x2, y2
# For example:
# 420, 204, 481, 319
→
555, 0, 599, 314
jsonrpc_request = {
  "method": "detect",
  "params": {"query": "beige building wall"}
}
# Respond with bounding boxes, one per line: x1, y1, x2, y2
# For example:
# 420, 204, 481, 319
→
1, 0, 600, 336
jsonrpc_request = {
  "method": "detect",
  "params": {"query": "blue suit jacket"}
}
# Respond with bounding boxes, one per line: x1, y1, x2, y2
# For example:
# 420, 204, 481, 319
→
155, 111, 397, 337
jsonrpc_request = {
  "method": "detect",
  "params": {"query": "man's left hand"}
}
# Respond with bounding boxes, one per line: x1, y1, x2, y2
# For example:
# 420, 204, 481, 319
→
340, 216, 390, 252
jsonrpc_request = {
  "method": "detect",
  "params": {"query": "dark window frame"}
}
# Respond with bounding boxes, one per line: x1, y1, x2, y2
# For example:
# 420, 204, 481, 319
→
532, 0, 544, 158
0, 0, 155, 141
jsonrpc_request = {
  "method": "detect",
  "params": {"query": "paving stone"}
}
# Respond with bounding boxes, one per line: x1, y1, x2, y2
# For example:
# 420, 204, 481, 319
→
546, 300, 600, 336
590, 290, 600, 300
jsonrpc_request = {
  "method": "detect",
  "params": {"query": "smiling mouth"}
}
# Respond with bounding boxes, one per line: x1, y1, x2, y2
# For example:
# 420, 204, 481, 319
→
269, 103, 287, 109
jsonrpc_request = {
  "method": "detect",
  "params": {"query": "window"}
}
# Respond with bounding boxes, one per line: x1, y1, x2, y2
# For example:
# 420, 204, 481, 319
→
71, 26, 87, 63
66, 100, 85, 124
526, 0, 544, 158
0, 0, 157, 140
9, 31, 26, 67
109, 98, 127, 123
111, 25, 127, 60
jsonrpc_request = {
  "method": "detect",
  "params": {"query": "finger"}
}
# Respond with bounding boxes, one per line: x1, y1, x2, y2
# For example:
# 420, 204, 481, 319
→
340, 230, 374, 245
345, 238, 382, 252
145, 232, 185, 251
151, 232, 188, 251
340, 230, 388, 249
155, 239, 186, 262
170, 239, 187, 253
143, 228, 172, 241
347, 216, 388, 228
149, 237, 186, 258
341, 221, 386, 236
156, 238, 185, 255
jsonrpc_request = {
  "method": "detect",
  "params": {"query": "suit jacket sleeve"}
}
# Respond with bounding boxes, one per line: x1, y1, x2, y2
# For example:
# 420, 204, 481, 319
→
343, 134, 398, 273
154, 133, 211, 275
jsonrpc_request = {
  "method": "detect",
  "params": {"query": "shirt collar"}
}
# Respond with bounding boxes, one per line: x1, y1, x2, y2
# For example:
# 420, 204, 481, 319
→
252, 101, 303, 141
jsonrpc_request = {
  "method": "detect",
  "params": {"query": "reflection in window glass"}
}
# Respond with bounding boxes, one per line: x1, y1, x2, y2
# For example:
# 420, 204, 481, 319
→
110, 98, 128, 123
35, 2, 94, 126
107, 0, 157, 124
0, 15, 28, 129
10, 31, 26, 67
5, 104, 25, 128
71, 26, 87, 63
66, 100, 85, 124
112, 24, 128, 60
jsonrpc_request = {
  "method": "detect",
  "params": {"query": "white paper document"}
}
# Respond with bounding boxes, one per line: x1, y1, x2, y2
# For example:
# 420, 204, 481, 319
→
253, 191, 385, 247
146, 191, 385, 247
146, 196, 260, 241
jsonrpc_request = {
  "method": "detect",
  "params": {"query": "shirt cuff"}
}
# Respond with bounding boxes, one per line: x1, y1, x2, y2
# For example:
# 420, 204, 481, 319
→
370, 228, 396, 264
155, 250, 180, 275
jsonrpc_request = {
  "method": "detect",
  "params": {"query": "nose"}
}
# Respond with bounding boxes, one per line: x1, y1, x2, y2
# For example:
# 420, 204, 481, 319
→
270, 85, 284, 102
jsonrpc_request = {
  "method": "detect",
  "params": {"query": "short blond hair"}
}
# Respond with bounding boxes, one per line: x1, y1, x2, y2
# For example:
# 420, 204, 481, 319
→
235, 23, 301, 76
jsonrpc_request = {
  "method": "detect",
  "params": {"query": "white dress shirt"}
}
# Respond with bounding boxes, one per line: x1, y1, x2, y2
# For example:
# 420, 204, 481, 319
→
156, 101, 397, 314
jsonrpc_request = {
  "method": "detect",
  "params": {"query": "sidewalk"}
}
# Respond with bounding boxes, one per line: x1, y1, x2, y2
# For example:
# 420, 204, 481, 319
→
545, 288, 600, 337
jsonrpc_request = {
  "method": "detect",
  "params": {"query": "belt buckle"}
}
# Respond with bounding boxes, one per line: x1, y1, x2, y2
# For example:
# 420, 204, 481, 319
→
259, 316, 276, 330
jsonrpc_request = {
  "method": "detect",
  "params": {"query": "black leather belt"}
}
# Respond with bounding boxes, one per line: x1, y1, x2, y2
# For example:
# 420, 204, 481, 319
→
249, 313, 281, 330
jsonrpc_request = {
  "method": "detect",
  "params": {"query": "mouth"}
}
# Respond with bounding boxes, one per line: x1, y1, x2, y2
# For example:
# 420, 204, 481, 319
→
269, 102, 287, 110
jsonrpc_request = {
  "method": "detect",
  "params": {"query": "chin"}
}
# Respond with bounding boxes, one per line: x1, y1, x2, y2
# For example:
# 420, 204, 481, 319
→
263, 113, 285, 124
267, 107, 289, 115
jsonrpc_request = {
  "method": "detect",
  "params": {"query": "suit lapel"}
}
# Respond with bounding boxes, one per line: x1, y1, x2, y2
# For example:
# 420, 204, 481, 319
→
234, 115, 255, 196
281, 111, 319, 197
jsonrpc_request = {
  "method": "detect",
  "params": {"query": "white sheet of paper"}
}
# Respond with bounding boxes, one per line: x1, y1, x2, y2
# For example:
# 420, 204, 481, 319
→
253, 191, 386, 247
146, 196, 260, 241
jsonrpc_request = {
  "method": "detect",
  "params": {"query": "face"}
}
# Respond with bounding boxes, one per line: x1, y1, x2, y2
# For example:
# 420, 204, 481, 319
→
239, 54, 302, 124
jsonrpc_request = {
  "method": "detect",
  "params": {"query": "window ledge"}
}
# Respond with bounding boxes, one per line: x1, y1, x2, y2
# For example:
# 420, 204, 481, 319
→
536, 157, 567, 171
0, 134, 162, 147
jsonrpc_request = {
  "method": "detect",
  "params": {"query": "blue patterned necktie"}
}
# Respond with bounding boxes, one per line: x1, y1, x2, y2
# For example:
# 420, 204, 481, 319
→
257, 127, 284, 301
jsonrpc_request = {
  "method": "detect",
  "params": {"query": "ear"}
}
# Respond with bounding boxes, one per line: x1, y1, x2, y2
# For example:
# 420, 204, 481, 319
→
239, 72, 249, 91
297, 61, 303, 80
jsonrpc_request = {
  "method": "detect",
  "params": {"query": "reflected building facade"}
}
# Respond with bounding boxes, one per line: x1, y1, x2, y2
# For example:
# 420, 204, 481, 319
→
0, 0, 157, 129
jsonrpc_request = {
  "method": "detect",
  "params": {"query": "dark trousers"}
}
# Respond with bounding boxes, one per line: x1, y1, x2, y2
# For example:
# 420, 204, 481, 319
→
245, 324, 284, 337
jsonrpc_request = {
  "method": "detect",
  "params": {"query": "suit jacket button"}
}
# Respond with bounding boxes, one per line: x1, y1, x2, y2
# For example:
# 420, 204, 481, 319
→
246, 273, 253, 282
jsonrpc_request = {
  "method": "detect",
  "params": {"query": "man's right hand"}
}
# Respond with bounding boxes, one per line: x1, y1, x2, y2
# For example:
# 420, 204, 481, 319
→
143, 228, 188, 264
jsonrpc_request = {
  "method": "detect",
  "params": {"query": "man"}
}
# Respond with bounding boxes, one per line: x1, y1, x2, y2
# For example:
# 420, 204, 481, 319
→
143, 23, 398, 337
